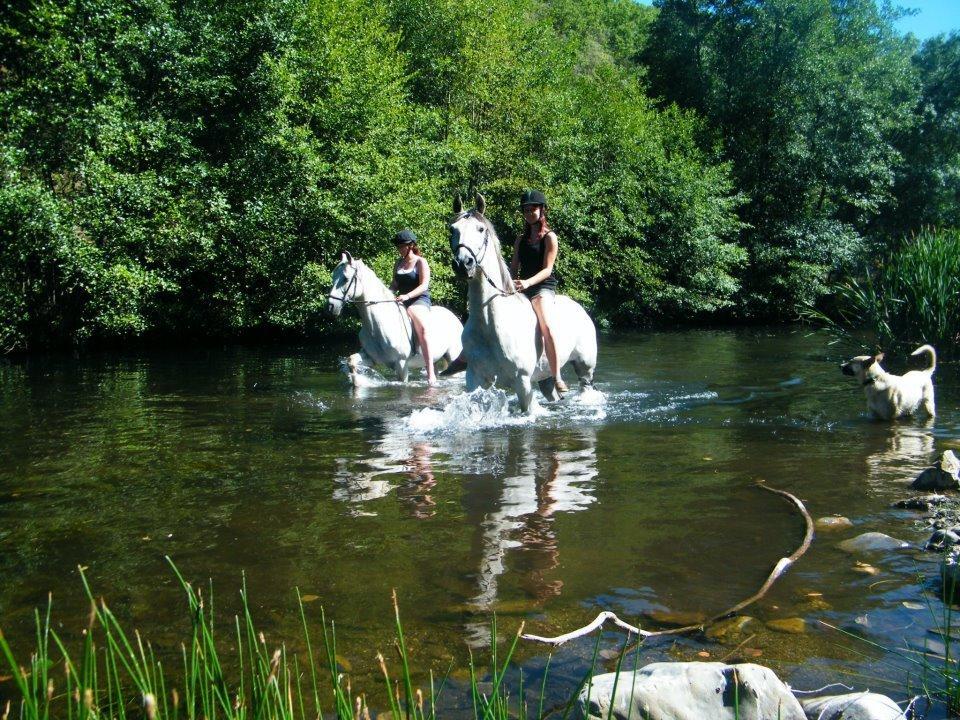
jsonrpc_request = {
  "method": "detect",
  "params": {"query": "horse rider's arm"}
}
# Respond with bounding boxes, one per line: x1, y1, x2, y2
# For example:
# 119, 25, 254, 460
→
521, 232, 558, 287
399, 257, 431, 301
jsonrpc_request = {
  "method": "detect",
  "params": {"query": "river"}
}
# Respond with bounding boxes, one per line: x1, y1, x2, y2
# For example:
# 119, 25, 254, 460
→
1, 327, 957, 715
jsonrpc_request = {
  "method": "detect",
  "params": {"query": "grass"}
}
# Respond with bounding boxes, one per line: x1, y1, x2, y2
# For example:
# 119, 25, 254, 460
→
0, 558, 618, 720
807, 227, 960, 357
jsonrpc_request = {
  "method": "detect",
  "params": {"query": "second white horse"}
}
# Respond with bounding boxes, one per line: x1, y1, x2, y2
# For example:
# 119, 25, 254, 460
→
449, 195, 597, 412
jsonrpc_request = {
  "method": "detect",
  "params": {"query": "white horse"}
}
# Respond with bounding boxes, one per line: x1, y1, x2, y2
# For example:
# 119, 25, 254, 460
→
326, 252, 464, 382
448, 195, 597, 412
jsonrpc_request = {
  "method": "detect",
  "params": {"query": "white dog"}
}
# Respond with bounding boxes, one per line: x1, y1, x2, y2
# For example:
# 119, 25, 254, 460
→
841, 344, 937, 420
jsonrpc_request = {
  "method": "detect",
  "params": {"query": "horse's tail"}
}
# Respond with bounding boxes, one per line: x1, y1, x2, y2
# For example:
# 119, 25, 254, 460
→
911, 344, 937, 374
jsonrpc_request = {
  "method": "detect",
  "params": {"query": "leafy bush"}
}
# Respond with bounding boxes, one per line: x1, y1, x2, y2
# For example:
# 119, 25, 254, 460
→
818, 228, 960, 355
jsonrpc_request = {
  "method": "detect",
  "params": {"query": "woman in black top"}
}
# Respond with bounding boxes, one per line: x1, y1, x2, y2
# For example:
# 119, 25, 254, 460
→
390, 229, 437, 386
510, 190, 566, 393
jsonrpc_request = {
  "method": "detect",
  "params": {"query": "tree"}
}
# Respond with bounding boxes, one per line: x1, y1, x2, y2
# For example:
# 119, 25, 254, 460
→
643, 0, 919, 315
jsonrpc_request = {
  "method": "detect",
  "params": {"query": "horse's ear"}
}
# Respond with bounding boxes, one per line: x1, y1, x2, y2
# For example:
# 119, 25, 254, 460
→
475, 193, 486, 215
453, 195, 463, 214
344, 251, 354, 265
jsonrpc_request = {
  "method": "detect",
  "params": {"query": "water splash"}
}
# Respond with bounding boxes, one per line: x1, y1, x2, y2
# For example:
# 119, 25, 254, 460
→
404, 387, 545, 434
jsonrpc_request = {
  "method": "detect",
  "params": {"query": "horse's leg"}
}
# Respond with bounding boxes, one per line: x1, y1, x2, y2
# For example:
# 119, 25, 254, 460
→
465, 366, 481, 392
515, 374, 535, 414
538, 377, 559, 402
571, 359, 594, 388
395, 360, 409, 383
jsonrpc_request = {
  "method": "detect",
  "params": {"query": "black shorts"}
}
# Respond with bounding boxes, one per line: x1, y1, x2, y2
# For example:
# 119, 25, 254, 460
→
522, 284, 556, 301
404, 294, 432, 309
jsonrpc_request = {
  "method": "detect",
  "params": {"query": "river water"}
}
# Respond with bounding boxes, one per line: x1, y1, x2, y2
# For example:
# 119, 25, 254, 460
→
1, 328, 958, 714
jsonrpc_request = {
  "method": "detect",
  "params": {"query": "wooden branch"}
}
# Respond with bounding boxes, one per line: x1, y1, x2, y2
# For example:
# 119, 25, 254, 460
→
520, 482, 814, 647
520, 611, 651, 647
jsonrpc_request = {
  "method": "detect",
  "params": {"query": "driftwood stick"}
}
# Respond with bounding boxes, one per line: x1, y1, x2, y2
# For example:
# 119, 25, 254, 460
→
520, 611, 652, 646
520, 482, 814, 647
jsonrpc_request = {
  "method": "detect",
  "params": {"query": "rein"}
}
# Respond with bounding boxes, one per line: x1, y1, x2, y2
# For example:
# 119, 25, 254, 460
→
328, 268, 406, 307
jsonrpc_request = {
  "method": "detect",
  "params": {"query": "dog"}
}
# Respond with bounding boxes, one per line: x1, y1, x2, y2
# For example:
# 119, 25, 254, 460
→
841, 344, 937, 420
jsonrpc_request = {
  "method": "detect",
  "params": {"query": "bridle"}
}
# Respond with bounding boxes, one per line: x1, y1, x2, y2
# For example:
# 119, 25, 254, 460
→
451, 211, 514, 298
327, 267, 401, 307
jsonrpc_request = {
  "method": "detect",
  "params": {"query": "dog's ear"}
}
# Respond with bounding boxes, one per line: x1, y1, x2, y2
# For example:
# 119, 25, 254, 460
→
874, 352, 885, 364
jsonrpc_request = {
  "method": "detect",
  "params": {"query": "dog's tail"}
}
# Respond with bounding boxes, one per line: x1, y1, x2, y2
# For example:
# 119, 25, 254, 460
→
911, 344, 937, 373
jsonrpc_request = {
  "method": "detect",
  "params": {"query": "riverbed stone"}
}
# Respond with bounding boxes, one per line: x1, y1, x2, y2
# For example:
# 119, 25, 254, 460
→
926, 526, 960, 552
579, 662, 805, 720
766, 617, 806, 634
704, 615, 755, 641
816, 516, 853, 532
798, 692, 902, 720
852, 562, 880, 575
893, 494, 948, 510
912, 450, 960, 491
836, 532, 910, 553
941, 551, 960, 601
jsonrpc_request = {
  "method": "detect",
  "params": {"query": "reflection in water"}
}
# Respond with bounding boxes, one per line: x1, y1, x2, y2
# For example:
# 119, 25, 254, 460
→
397, 442, 437, 519
864, 424, 936, 488
465, 430, 597, 645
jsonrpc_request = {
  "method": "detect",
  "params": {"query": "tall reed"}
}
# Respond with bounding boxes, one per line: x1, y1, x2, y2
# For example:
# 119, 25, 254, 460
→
0, 559, 617, 720
812, 228, 960, 356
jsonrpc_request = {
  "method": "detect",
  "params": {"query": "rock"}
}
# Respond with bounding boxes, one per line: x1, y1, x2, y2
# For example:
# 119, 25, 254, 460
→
912, 450, 960, 491
644, 609, 706, 627
836, 532, 910, 553
579, 662, 805, 720
705, 616, 755, 642
892, 494, 947, 510
926, 527, 960, 551
852, 562, 880, 576
766, 618, 806, 634
816, 516, 853, 532
941, 551, 960, 602
798, 692, 902, 719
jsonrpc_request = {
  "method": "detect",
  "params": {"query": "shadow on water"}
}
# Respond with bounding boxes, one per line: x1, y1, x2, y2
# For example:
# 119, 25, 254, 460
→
1, 328, 959, 712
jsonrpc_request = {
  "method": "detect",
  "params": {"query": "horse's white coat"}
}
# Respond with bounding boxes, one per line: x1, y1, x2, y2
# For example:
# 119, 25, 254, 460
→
449, 205, 597, 412
327, 254, 464, 382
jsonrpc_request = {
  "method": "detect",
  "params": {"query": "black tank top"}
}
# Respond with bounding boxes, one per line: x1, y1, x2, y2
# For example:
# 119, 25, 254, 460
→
394, 261, 431, 301
518, 233, 558, 291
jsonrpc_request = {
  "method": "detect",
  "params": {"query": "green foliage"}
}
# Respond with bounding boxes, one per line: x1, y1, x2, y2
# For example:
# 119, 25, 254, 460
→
1, 0, 747, 349
818, 228, 960, 355
644, 0, 920, 317
885, 32, 960, 233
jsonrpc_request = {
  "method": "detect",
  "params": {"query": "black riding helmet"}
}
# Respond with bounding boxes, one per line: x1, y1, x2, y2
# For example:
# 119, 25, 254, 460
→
394, 229, 417, 245
519, 189, 547, 208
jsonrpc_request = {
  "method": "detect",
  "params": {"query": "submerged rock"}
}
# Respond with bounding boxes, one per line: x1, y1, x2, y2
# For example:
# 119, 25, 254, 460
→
942, 551, 960, 602
579, 662, 805, 720
704, 615, 755, 642
892, 494, 948, 510
798, 692, 902, 720
816, 516, 853, 532
851, 562, 880, 575
836, 532, 910, 553
766, 617, 806, 634
912, 450, 960, 491
926, 526, 960, 552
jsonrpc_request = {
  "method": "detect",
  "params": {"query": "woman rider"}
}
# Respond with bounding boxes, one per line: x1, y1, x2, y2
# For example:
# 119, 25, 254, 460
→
390, 229, 438, 386
510, 189, 567, 394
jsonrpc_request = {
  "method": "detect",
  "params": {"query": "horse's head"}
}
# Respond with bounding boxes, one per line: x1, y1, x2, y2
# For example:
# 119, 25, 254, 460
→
449, 193, 490, 280
327, 251, 361, 317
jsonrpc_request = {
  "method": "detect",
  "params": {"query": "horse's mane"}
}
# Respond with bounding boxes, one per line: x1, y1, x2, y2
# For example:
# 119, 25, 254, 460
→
472, 211, 518, 295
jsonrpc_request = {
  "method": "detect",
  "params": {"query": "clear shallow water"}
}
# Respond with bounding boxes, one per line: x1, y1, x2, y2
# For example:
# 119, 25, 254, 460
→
1, 328, 958, 713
